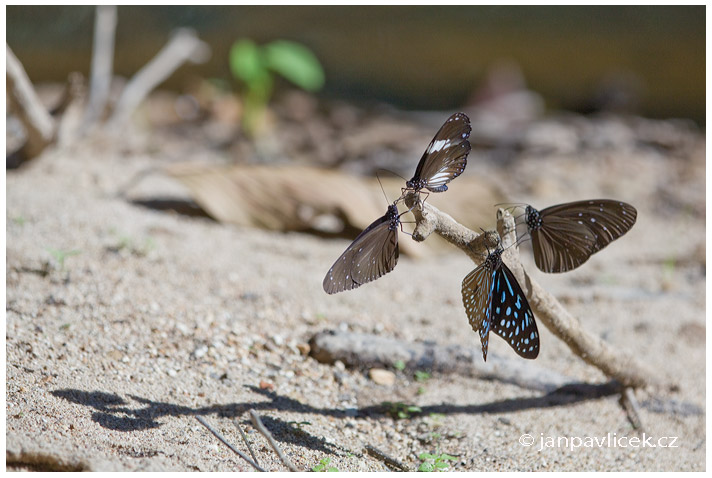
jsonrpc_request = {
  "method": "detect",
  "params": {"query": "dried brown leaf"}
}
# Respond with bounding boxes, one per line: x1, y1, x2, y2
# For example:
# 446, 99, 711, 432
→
165, 162, 504, 256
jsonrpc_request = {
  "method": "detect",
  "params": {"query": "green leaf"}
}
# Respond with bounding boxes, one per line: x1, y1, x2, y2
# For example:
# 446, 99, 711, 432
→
393, 360, 406, 371
440, 454, 457, 461
418, 462, 434, 472
263, 40, 324, 91
434, 462, 450, 470
229, 39, 266, 84
419, 453, 437, 460
414, 370, 431, 382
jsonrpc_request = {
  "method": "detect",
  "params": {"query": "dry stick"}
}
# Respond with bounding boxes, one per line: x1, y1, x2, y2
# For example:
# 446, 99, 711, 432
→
403, 192, 661, 390
248, 410, 299, 472
195, 416, 266, 472
81, 5, 117, 133
364, 445, 412, 472
232, 418, 260, 467
108, 28, 211, 128
619, 388, 645, 432
6, 44, 56, 158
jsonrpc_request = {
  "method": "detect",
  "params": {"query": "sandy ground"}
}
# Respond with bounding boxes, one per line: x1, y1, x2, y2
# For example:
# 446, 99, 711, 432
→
6, 113, 706, 471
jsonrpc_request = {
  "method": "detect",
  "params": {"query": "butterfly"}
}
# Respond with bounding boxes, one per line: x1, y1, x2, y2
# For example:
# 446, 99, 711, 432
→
461, 246, 539, 361
323, 203, 402, 294
404, 112, 471, 196
524, 200, 637, 273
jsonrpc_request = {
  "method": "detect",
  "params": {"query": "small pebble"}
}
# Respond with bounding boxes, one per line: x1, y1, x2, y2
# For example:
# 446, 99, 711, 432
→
369, 368, 395, 386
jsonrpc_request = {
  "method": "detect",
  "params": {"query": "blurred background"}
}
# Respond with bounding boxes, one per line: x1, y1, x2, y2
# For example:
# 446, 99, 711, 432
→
7, 5, 705, 121
7, 5, 705, 237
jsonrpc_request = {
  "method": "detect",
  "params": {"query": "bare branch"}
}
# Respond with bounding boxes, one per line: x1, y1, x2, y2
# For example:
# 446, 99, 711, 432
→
6, 44, 56, 159
109, 28, 211, 128
82, 5, 117, 131
495, 209, 660, 389
364, 445, 411, 472
405, 194, 662, 390
195, 416, 265, 472
404, 191, 499, 261
248, 410, 299, 472
232, 418, 260, 467
619, 387, 645, 431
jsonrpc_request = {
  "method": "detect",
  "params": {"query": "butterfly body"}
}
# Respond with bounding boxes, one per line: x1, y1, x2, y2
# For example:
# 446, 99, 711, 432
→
323, 204, 401, 294
525, 200, 637, 273
462, 247, 539, 361
405, 112, 471, 195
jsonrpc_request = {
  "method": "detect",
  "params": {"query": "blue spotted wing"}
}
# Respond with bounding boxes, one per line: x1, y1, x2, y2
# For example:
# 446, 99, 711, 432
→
323, 204, 400, 294
489, 258, 539, 359
525, 200, 637, 273
405, 112, 471, 193
462, 248, 539, 361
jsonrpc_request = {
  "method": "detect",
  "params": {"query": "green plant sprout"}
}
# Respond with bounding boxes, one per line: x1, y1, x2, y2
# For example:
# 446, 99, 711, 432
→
418, 450, 457, 472
393, 360, 406, 371
109, 232, 156, 257
312, 456, 339, 472
382, 401, 422, 419
46, 248, 81, 270
414, 370, 431, 382
229, 38, 324, 136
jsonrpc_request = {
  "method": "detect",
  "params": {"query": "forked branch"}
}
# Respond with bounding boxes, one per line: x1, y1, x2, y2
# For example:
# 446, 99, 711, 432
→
403, 191, 662, 390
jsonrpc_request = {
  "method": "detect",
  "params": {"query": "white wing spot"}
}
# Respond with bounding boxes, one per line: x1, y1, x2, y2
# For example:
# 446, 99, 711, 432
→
428, 139, 451, 153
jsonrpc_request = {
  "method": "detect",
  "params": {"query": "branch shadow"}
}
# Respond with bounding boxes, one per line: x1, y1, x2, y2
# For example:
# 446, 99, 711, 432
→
51, 381, 621, 438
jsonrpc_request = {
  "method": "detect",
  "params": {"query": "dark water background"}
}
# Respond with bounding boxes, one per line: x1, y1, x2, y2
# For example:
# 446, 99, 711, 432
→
7, 5, 705, 124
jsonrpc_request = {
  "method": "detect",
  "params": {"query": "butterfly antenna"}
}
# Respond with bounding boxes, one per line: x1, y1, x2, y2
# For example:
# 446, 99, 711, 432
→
516, 234, 532, 247
375, 172, 391, 205
494, 202, 528, 212
376, 168, 408, 183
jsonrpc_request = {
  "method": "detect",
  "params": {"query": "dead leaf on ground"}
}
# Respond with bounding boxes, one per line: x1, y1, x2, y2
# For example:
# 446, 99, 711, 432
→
164, 162, 505, 256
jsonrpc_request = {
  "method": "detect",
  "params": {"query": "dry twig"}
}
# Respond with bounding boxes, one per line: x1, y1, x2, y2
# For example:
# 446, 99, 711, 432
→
195, 416, 265, 472
403, 192, 661, 390
232, 418, 260, 467
82, 5, 117, 132
109, 28, 210, 128
619, 387, 646, 431
364, 444, 411, 472
6, 44, 56, 159
248, 410, 299, 472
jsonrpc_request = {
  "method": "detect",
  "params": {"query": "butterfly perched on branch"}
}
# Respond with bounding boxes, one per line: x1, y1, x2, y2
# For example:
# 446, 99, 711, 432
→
323, 203, 404, 294
462, 246, 539, 361
524, 200, 637, 273
403, 112, 471, 197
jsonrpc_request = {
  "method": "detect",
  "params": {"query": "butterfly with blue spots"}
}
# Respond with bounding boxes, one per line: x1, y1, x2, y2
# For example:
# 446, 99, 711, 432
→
461, 247, 539, 361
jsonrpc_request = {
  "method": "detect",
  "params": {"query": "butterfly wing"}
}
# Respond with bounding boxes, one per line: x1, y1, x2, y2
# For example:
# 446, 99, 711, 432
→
490, 263, 539, 359
545, 200, 637, 252
531, 200, 638, 272
323, 207, 399, 294
530, 214, 598, 273
461, 258, 496, 361
408, 112, 471, 192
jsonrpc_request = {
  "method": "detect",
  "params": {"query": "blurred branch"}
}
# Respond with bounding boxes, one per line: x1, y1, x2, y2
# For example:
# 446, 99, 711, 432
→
6, 44, 56, 161
404, 191, 663, 390
109, 28, 211, 128
82, 5, 117, 133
